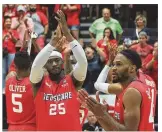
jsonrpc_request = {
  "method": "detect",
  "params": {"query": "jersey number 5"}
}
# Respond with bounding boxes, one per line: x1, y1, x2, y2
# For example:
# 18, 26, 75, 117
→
12, 93, 23, 113
49, 103, 66, 115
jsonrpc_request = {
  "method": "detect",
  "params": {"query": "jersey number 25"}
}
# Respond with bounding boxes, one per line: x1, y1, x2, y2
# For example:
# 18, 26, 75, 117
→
49, 103, 66, 115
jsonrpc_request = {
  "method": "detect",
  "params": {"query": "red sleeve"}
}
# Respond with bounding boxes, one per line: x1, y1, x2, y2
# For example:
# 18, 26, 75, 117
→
76, 4, 81, 12
12, 30, 20, 40
37, 11, 48, 26
97, 39, 103, 47
129, 44, 137, 51
54, 4, 61, 13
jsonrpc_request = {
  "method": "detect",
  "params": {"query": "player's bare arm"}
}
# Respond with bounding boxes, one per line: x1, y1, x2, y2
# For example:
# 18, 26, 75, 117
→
85, 87, 141, 131
56, 10, 88, 90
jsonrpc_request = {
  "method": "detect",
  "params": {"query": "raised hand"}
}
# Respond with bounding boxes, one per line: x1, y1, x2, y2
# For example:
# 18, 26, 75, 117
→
50, 25, 63, 48
107, 46, 117, 66
55, 10, 68, 33
55, 10, 74, 42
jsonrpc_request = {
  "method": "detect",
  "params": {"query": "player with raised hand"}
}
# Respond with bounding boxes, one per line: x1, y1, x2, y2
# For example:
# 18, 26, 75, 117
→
29, 10, 87, 130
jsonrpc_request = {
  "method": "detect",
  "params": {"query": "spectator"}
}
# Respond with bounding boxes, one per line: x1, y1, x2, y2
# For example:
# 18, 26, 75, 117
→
131, 14, 150, 44
25, 4, 49, 49
142, 41, 158, 88
62, 4, 81, 40
36, 4, 49, 18
89, 8, 123, 43
3, 16, 20, 88
11, 5, 34, 47
97, 27, 118, 63
88, 5, 99, 20
3, 4, 17, 18
82, 110, 103, 131
130, 31, 153, 64
83, 45, 104, 94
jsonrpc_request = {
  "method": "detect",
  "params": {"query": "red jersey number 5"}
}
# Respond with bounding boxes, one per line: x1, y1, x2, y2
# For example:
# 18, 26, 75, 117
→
12, 93, 23, 113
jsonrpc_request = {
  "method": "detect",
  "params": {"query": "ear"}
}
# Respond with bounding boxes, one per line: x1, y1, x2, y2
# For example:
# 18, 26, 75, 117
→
129, 65, 136, 73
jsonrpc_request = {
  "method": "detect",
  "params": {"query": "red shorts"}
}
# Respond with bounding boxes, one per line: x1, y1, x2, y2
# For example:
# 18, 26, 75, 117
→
8, 124, 36, 131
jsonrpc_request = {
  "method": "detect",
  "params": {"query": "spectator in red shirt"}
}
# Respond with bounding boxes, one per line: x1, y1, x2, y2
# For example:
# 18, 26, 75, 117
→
3, 16, 20, 88
142, 41, 158, 89
3, 4, 17, 18
36, 4, 49, 19
130, 31, 153, 64
61, 4, 81, 40
97, 27, 118, 63
25, 4, 49, 49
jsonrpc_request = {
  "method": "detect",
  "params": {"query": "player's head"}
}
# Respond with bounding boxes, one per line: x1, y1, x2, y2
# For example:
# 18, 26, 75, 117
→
112, 49, 142, 83
45, 50, 63, 75
14, 51, 32, 72
87, 111, 97, 125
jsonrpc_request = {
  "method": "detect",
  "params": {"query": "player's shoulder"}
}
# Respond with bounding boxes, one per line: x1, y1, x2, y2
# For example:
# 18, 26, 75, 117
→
6, 75, 16, 82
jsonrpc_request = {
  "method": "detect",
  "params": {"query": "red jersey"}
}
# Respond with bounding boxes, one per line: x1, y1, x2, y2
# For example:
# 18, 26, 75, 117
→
5, 76, 36, 126
113, 79, 156, 131
35, 75, 82, 130
97, 39, 117, 63
79, 105, 88, 126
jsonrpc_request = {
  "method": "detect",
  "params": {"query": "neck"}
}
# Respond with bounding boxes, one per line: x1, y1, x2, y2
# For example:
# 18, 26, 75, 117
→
137, 25, 145, 29
49, 70, 65, 83
104, 18, 110, 22
140, 42, 147, 47
5, 27, 10, 30
16, 71, 29, 80
121, 75, 137, 89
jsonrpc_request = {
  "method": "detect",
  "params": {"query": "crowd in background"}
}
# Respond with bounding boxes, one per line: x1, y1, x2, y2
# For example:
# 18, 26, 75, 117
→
3, 4, 158, 92
2, 4, 158, 131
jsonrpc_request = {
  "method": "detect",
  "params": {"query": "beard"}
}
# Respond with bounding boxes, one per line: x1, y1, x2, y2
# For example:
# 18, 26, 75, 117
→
112, 69, 130, 83
48, 69, 64, 82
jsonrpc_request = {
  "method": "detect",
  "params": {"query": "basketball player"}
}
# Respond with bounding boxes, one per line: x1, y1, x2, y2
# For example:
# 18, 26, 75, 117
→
78, 49, 156, 131
29, 10, 87, 130
5, 51, 36, 131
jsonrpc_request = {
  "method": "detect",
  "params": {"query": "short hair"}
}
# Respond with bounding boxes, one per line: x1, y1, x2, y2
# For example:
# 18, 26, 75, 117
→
139, 31, 148, 38
135, 14, 147, 27
14, 51, 32, 71
103, 27, 115, 40
120, 49, 142, 70
102, 8, 110, 13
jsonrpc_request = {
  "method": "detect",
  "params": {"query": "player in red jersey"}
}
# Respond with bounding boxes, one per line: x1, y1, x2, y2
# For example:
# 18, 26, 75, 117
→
5, 51, 36, 131
29, 10, 87, 131
78, 49, 156, 131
